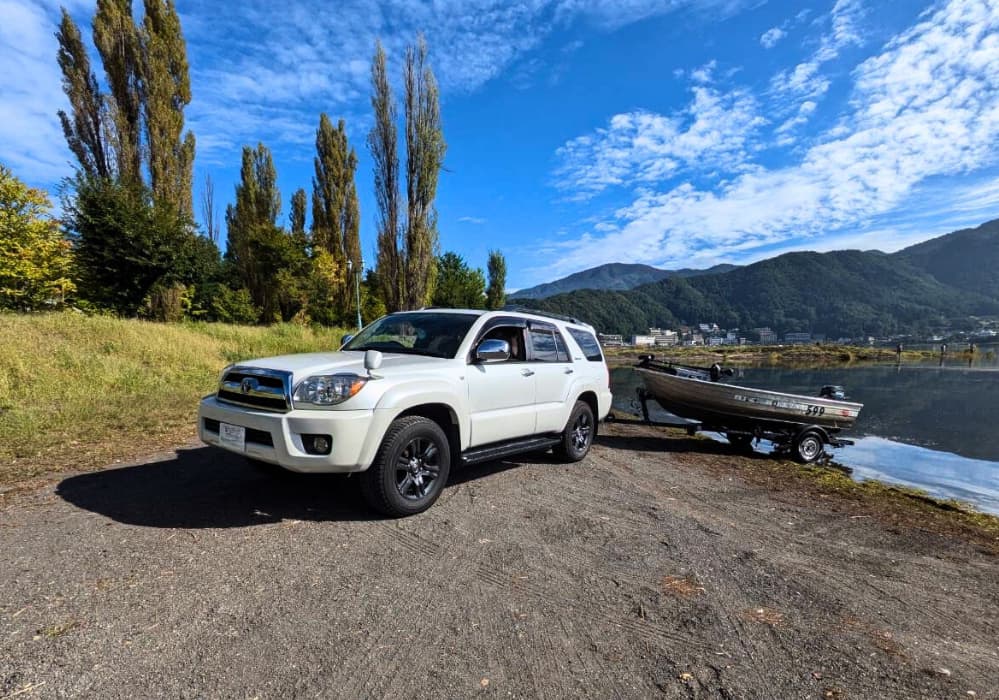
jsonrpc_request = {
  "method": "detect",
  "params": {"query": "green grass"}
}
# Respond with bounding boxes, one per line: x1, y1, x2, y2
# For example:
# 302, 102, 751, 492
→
0, 311, 350, 484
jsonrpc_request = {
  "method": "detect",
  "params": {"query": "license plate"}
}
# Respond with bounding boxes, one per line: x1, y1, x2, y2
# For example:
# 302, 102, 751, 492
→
219, 422, 246, 452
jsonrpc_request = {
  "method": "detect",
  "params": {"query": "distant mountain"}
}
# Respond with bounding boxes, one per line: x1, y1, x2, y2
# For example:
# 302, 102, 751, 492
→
513, 262, 738, 299
519, 219, 999, 338
893, 218, 999, 300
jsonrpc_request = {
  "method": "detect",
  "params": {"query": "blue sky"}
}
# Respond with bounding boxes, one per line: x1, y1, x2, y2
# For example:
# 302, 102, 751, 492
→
2, 0, 999, 291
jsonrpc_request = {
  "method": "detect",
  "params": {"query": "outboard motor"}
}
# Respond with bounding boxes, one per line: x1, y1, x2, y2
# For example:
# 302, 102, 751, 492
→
819, 385, 846, 400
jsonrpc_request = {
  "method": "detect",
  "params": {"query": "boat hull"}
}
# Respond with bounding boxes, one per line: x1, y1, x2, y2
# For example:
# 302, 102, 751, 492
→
635, 368, 863, 433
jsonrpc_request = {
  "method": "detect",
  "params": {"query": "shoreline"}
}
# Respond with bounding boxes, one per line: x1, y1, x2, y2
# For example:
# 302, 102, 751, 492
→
602, 342, 991, 368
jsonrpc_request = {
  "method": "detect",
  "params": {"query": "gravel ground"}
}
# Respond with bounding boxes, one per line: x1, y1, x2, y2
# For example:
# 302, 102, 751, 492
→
1, 421, 997, 699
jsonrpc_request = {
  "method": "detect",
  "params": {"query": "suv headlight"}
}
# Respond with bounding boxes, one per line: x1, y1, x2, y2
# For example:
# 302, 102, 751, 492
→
293, 374, 368, 406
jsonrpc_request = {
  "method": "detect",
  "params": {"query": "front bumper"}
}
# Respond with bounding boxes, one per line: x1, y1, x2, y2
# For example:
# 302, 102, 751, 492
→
198, 395, 391, 473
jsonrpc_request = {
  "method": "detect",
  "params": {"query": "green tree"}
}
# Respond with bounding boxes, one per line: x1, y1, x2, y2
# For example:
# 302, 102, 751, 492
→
312, 113, 360, 277
93, 0, 143, 184
141, 0, 196, 217
0, 165, 75, 310
486, 249, 506, 310
55, 9, 111, 180
65, 175, 213, 315
432, 252, 485, 309
225, 144, 281, 319
403, 35, 446, 309
368, 41, 403, 312
290, 188, 307, 235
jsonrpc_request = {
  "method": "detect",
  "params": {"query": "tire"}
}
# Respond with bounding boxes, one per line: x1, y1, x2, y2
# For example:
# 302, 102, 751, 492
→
726, 433, 754, 452
793, 429, 825, 464
554, 400, 595, 462
361, 416, 451, 517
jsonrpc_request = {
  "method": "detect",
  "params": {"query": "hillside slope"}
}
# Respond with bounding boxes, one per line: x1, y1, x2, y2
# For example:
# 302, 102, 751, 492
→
893, 218, 999, 300
513, 262, 737, 298
524, 249, 999, 337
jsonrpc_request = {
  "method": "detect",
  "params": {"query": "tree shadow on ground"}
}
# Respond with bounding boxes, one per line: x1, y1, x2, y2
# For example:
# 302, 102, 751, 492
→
56, 445, 555, 529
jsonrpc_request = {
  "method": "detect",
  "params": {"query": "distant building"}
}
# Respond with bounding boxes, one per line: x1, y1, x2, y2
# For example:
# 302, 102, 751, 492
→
647, 327, 678, 346
632, 334, 656, 347
598, 333, 623, 347
752, 327, 778, 344
784, 332, 812, 345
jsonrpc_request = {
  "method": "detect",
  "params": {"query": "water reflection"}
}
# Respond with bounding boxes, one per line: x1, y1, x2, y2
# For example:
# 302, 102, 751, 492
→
611, 361, 999, 515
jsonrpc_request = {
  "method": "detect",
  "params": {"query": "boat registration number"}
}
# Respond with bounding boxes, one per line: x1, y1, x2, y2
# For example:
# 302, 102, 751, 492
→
733, 394, 822, 415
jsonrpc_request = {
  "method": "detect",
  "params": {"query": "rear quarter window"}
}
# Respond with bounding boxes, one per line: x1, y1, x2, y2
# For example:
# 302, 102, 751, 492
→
566, 327, 603, 362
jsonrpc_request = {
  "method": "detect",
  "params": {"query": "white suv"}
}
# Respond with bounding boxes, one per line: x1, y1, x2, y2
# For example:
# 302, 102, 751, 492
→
198, 309, 613, 516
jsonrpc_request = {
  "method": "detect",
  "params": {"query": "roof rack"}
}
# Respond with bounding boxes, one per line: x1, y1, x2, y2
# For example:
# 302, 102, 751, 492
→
503, 305, 590, 327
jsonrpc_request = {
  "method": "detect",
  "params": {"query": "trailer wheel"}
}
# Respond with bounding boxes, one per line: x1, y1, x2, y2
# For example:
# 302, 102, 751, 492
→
793, 429, 824, 464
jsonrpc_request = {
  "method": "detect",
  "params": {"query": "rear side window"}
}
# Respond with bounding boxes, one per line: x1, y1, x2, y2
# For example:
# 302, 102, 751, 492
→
567, 327, 603, 362
529, 327, 570, 362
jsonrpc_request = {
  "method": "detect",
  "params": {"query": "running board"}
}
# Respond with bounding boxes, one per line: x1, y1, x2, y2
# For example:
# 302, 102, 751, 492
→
460, 436, 561, 465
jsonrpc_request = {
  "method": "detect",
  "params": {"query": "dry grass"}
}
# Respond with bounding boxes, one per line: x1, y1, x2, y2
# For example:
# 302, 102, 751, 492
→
0, 311, 349, 485
740, 606, 784, 626
660, 574, 705, 598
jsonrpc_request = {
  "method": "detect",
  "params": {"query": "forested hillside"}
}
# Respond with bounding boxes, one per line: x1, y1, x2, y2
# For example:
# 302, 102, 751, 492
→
513, 262, 738, 298
520, 244, 999, 337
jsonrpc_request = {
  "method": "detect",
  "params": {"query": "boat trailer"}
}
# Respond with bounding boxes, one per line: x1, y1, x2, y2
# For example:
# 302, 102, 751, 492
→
634, 386, 855, 464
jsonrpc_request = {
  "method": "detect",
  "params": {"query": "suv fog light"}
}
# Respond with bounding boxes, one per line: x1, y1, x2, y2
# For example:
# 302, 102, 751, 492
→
304, 434, 332, 455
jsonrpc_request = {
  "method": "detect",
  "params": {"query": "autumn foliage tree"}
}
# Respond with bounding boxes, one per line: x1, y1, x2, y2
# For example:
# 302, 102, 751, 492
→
0, 164, 75, 310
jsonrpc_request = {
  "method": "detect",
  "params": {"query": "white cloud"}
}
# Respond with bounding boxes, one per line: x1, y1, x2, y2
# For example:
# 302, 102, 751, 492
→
458, 215, 487, 224
690, 59, 717, 83
0, 0, 76, 184
760, 27, 786, 49
543, 0, 999, 279
554, 86, 767, 199
0, 0, 759, 189
771, 0, 866, 102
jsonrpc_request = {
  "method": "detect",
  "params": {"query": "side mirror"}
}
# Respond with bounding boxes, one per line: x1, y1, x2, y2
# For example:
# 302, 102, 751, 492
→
364, 350, 383, 371
341, 334, 354, 348
474, 338, 510, 363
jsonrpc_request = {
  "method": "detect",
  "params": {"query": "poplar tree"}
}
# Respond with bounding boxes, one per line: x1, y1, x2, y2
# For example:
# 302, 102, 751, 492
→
486, 249, 506, 310
311, 114, 359, 270
368, 41, 402, 312
225, 144, 281, 318
290, 188, 307, 235
93, 0, 143, 184
142, 0, 195, 217
403, 35, 446, 309
55, 9, 111, 179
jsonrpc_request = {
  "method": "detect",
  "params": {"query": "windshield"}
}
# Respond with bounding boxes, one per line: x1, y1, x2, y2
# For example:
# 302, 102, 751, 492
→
343, 312, 480, 358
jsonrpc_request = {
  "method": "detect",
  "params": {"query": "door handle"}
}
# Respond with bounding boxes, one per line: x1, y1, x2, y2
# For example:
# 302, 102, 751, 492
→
521, 369, 535, 377
564, 368, 574, 374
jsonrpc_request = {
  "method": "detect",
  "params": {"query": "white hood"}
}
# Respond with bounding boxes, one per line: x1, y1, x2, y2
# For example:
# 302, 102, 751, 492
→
233, 351, 449, 384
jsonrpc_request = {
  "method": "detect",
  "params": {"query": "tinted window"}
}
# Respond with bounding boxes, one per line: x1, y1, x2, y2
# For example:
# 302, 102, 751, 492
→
567, 327, 603, 362
529, 328, 570, 362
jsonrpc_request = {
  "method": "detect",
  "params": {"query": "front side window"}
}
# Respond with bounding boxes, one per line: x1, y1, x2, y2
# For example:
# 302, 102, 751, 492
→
343, 312, 479, 358
478, 326, 527, 361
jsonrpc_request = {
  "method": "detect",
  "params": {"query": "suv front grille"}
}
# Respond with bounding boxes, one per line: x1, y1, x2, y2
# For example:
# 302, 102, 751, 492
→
217, 367, 293, 412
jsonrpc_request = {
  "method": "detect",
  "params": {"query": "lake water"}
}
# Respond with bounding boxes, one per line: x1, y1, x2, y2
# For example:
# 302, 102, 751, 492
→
610, 359, 999, 515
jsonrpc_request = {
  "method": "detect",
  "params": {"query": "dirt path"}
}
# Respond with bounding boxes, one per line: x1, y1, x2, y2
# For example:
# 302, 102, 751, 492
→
2, 422, 997, 698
